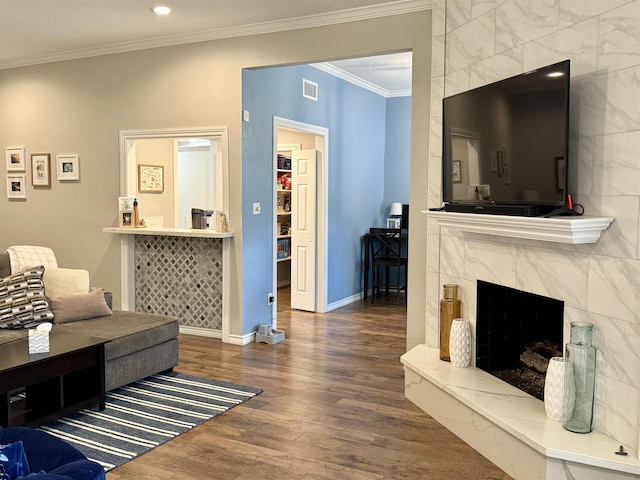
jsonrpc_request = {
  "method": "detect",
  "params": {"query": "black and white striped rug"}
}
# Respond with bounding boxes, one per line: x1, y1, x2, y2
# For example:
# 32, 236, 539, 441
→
38, 372, 262, 471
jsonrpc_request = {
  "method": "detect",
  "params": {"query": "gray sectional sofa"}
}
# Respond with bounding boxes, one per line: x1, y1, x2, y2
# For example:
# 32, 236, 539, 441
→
0, 251, 179, 391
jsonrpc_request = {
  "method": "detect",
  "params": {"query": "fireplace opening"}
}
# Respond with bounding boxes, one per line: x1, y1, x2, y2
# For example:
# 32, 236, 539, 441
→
476, 280, 563, 400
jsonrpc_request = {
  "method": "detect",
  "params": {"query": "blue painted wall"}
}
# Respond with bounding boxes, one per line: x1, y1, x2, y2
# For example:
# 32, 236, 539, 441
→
242, 64, 410, 335
384, 96, 412, 213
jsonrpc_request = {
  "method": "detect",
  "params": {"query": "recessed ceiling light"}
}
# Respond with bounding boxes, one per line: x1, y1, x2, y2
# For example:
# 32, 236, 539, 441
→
152, 6, 172, 15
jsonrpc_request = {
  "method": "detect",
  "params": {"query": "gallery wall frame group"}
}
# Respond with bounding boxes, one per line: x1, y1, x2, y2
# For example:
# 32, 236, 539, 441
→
4, 146, 80, 200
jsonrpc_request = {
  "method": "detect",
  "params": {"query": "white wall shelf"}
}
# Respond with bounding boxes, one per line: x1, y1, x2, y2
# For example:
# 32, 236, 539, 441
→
424, 210, 614, 244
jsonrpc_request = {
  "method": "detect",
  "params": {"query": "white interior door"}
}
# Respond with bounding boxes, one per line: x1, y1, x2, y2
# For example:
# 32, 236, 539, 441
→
291, 149, 317, 311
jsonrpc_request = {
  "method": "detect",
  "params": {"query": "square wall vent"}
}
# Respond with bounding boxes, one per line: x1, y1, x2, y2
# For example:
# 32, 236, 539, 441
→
303, 79, 318, 101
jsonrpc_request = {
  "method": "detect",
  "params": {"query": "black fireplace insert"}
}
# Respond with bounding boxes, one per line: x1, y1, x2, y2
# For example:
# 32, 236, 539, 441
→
475, 280, 563, 400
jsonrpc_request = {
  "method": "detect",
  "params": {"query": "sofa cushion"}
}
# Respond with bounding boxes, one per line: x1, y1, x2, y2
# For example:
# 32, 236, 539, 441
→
0, 266, 54, 329
0, 328, 28, 344
49, 288, 112, 324
0, 252, 10, 278
43, 268, 90, 299
55, 310, 179, 361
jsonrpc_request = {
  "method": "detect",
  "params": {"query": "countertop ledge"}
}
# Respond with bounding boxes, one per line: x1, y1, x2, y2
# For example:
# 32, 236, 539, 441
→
103, 227, 233, 238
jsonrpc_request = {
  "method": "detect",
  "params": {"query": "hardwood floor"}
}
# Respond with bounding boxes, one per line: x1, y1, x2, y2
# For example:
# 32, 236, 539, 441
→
107, 289, 512, 480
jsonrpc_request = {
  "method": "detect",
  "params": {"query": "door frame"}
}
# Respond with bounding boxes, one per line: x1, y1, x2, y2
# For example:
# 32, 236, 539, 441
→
272, 117, 328, 324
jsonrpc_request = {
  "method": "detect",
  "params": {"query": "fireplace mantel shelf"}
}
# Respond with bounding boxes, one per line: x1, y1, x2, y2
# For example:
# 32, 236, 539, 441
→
424, 210, 613, 244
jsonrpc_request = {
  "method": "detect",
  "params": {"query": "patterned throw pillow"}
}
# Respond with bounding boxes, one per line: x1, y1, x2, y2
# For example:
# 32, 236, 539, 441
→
0, 265, 54, 329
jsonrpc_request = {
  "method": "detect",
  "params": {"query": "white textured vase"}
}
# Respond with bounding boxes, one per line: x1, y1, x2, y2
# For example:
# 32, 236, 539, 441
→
449, 318, 471, 368
544, 357, 575, 422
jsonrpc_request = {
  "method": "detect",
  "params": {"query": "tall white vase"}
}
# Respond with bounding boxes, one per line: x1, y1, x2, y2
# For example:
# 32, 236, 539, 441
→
449, 318, 472, 368
544, 357, 575, 422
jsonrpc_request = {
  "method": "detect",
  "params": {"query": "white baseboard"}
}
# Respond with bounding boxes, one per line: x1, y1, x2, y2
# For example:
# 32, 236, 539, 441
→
228, 332, 256, 345
179, 326, 255, 345
325, 292, 362, 312
179, 326, 221, 338
179, 294, 363, 343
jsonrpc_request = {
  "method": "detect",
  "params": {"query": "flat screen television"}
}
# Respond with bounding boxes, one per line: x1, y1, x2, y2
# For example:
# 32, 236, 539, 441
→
442, 60, 570, 217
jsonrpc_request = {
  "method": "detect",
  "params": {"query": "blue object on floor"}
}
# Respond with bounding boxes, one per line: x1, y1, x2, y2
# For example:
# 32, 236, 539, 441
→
0, 426, 105, 480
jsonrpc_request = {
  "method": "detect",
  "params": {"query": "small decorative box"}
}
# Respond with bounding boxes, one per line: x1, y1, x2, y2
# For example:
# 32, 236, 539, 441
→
28, 322, 52, 354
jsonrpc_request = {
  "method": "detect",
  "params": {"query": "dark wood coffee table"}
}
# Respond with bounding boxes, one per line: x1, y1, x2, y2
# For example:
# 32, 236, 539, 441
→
0, 331, 108, 427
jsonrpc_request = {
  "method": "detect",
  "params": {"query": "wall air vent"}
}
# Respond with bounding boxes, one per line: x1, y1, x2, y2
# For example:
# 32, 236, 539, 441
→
302, 79, 318, 101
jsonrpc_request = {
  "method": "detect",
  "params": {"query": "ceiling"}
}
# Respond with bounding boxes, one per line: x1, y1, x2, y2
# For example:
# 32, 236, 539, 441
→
0, 0, 427, 95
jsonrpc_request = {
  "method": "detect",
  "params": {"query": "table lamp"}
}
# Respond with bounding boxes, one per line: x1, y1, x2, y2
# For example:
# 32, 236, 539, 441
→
390, 203, 403, 217
387, 202, 403, 228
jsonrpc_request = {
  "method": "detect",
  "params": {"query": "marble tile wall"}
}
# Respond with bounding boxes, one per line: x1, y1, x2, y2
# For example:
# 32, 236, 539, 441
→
427, 0, 640, 451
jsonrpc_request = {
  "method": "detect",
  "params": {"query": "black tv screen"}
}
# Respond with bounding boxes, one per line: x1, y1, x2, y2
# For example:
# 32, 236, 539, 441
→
442, 60, 570, 215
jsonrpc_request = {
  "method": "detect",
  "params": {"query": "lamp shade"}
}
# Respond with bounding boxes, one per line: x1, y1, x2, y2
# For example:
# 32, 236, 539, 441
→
389, 202, 403, 217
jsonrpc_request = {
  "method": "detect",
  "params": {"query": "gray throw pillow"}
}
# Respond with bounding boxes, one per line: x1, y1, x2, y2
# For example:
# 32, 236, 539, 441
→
50, 288, 112, 324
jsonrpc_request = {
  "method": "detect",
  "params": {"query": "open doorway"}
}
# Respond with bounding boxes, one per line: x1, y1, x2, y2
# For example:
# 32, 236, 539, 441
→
243, 52, 411, 334
272, 118, 328, 328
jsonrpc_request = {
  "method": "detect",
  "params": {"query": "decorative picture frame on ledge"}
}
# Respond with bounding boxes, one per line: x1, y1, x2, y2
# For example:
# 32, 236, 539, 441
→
118, 196, 137, 212
119, 210, 134, 228
138, 164, 164, 193
6, 174, 27, 199
5, 146, 26, 172
31, 153, 51, 187
57, 154, 80, 181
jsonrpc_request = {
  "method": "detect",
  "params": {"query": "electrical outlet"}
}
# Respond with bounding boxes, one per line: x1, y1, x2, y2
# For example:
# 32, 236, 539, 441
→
267, 293, 274, 305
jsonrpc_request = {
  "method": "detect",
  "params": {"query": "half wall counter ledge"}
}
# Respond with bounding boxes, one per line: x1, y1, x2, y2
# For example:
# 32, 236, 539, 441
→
103, 226, 234, 343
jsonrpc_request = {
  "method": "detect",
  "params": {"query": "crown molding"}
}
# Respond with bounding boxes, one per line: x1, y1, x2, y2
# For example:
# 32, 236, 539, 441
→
311, 62, 411, 98
387, 89, 412, 98
0, 0, 431, 70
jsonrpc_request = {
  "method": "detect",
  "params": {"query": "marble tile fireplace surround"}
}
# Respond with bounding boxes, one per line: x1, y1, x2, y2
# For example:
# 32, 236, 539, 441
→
402, 212, 640, 480
420, 0, 640, 474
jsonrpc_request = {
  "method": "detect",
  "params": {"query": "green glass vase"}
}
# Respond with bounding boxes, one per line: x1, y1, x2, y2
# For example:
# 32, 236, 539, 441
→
563, 322, 596, 433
